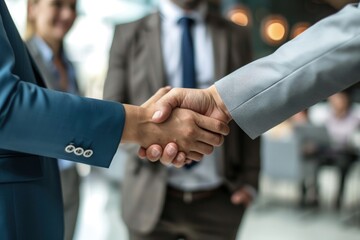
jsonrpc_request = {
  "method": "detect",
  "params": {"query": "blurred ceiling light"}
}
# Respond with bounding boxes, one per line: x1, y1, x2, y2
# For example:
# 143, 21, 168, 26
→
290, 22, 311, 39
261, 15, 288, 46
228, 5, 251, 27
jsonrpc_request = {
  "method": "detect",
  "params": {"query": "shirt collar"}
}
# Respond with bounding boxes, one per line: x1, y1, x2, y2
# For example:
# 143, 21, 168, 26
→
159, 0, 207, 25
33, 35, 54, 62
33, 35, 69, 63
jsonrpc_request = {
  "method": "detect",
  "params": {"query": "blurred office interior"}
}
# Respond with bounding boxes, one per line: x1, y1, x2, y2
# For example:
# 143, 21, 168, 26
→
5, 0, 360, 239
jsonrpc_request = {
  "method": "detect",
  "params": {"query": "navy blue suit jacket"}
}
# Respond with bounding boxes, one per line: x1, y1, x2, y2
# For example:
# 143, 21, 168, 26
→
0, 1, 125, 239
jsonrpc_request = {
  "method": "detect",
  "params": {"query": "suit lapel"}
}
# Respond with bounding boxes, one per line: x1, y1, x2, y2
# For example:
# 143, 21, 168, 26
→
144, 13, 166, 92
26, 47, 47, 88
26, 39, 56, 89
208, 15, 228, 80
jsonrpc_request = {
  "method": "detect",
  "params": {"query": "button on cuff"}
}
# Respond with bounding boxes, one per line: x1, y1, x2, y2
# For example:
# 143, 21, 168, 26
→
83, 149, 93, 158
74, 147, 84, 156
65, 144, 75, 153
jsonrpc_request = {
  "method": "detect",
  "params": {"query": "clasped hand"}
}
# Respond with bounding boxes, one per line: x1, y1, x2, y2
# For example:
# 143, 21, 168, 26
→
122, 86, 232, 167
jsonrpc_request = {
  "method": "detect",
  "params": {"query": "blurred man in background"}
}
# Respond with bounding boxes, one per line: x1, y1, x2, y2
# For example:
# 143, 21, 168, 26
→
104, 0, 260, 239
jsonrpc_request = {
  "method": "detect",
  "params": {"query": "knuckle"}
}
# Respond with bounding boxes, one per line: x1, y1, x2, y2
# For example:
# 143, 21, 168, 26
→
185, 127, 196, 138
158, 88, 167, 94
172, 88, 181, 95
183, 112, 194, 122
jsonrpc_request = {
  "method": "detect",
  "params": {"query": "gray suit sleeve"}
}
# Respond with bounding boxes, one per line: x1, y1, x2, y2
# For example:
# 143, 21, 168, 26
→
215, 4, 360, 139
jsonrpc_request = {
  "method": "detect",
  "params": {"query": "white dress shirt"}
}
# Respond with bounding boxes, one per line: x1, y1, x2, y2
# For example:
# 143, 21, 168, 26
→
160, 0, 223, 191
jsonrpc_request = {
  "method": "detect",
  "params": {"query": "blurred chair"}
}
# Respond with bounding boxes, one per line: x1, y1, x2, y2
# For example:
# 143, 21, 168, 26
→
261, 123, 329, 205
261, 133, 303, 182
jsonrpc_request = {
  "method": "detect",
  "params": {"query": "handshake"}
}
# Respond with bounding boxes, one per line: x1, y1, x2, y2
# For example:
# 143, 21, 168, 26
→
121, 85, 232, 168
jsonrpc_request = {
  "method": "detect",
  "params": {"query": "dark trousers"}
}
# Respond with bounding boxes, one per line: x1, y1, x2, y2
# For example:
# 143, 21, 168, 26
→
129, 186, 246, 240
301, 150, 358, 209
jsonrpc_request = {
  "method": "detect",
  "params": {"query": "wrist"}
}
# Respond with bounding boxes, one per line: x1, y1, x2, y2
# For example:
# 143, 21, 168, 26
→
122, 104, 150, 144
207, 85, 232, 123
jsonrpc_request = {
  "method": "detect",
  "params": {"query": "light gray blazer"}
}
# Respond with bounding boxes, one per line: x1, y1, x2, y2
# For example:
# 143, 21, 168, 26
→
216, 3, 360, 139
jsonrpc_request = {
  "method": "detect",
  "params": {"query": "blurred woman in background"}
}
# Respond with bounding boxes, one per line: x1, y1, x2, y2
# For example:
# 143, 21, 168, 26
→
25, 0, 81, 239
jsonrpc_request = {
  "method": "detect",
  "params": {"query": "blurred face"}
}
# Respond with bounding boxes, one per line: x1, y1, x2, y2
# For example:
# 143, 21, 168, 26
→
328, 92, 350, 115
29, 0, 77, 42
171, 0, 202, 10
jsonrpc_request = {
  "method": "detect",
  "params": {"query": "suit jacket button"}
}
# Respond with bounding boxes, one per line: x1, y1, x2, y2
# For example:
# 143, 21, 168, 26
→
83, 149, 93, 158
65, 144, 75, 153
74, 147, 84, 156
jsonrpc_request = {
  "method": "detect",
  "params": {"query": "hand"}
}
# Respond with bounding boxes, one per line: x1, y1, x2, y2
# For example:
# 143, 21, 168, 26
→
121, 87, 230, 167
138, 88, 186, 167
139, 85, 232, 164
231, 187, 253, 206
152, 85, 232, 124
138, 88, 188, 167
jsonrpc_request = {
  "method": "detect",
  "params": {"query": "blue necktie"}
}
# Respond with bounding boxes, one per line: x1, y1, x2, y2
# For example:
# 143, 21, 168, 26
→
179, 17, 198, 169
179, 17, 196, 89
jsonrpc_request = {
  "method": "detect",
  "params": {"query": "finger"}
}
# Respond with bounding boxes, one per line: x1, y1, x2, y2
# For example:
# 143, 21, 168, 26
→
138, 147, 147, 159
186, 151, 204, 161
152, 89, 184, 123
195, 128, 225, 147
171, 152, 186, 168
160, 142, 179, 166
188, 141, 214, 156
145, 145, 163, 162
142, 86, 172, 108
185, 159, 193, 165
195, 113, 230, 136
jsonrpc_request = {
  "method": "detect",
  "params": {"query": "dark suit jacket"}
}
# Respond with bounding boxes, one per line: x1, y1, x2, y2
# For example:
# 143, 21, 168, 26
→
0, 1, 124, 239
104, 12, 261, 233
26, 37, 81, 240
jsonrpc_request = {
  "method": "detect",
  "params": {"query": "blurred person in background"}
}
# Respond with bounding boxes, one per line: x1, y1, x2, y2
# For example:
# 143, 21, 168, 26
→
303, 91, 360, 209
103, 0, 260, 239
25, 0, 81, 239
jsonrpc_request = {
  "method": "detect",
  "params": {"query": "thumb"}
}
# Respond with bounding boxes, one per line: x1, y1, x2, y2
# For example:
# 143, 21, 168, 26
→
142, 86, 171, 108
151, 107, 172, 123
151, 89, 182, 123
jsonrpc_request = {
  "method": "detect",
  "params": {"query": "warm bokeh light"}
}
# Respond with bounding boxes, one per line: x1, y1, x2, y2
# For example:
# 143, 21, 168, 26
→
228, 5, 252, 27
261, 15, 288, 46
290, 22, 311, 39
267, 22, 285, 41
231, 11, 249, 26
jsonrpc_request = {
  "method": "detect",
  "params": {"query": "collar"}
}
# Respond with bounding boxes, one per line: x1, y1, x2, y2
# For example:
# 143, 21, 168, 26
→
33, 35, 68, 62
33, 35, 54, 62
159, 0, 207, 25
